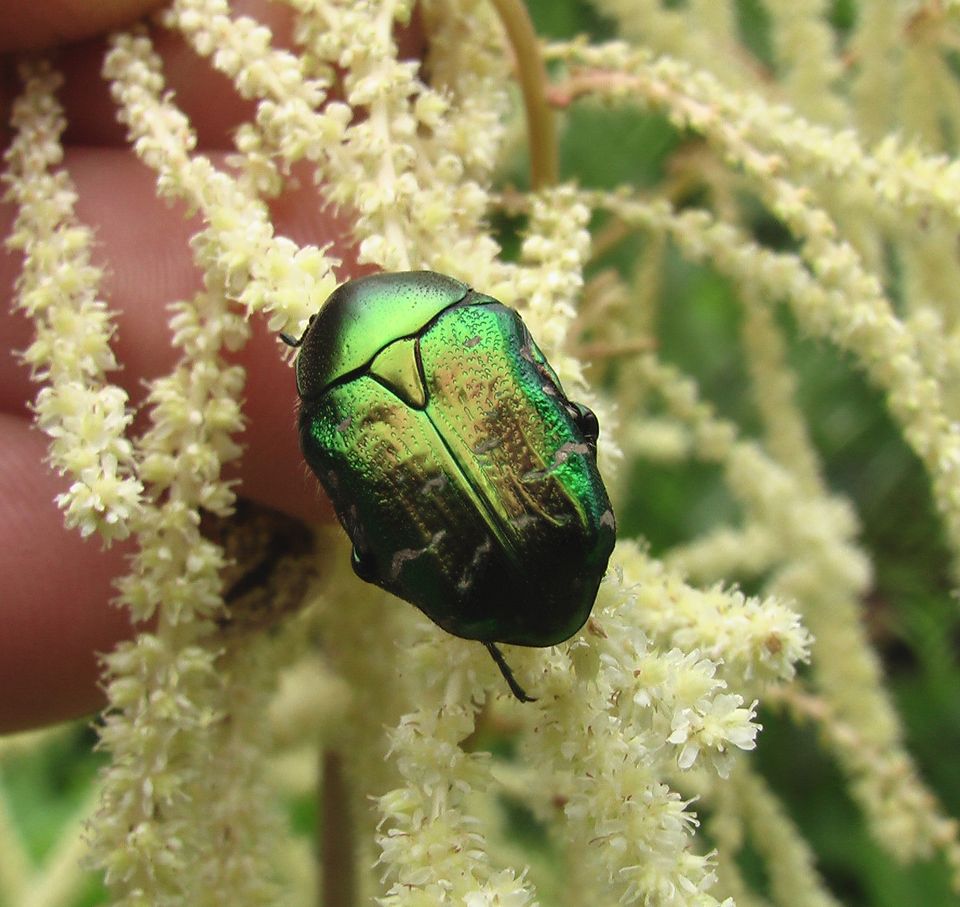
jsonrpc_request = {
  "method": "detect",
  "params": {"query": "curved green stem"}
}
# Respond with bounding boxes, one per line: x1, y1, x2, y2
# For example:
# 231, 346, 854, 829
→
489, 0, 558, 189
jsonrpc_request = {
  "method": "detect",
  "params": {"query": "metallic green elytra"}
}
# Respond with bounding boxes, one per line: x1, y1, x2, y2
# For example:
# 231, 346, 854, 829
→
289, 271, 616, 699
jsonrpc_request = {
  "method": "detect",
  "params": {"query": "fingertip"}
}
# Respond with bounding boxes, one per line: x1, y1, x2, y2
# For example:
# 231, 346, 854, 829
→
0, 0, 167, 54
0, 415, 137, 732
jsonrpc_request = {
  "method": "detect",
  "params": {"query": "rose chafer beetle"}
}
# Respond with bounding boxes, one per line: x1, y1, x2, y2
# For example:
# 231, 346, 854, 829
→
285, 271, 616, 700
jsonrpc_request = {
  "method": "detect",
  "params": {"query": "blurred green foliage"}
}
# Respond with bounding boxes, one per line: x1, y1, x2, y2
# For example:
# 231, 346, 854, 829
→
2, 726, 106, 905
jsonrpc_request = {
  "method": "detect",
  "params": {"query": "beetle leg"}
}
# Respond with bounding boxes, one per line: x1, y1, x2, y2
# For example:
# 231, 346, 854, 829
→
484, 642, 537, 703
279, 313, 317, 348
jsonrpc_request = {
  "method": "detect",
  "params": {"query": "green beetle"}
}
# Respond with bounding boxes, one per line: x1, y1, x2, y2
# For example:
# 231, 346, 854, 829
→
286, 271, 615, 700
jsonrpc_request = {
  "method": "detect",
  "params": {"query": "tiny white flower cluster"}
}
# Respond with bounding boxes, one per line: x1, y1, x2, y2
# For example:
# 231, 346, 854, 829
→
370, 535, 802, 904
104, 29, 337, 337
594, 186, 960, 583
506, 186, 623, 479
615, 541, 812, 688
514, 186, 591, 357
614, 313, 960, 881
3, 61, 142, 542
377, 704, 539, 906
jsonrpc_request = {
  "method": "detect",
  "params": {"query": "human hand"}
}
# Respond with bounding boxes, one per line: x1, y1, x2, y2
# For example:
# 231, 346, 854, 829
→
0, 0, 409, 731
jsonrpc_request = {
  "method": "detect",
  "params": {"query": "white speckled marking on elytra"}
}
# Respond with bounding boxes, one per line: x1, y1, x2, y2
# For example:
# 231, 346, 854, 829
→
552, 441, 590, 464
420, 474, 448, 496
456, 537, 493, 593
472, 436, 502, 455
390, 529, 447, 581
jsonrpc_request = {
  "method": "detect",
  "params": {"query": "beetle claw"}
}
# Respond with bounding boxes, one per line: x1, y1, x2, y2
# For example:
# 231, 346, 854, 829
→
484, 642, 537, 703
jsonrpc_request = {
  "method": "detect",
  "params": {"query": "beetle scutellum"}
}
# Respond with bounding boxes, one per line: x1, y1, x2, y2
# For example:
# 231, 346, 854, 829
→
284, 271, 615, 701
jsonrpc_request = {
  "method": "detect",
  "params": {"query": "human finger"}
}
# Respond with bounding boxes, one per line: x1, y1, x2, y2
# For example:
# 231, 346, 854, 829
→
0, 414, 136, 732
0, 150, 345, 731
1, 0, 167, 53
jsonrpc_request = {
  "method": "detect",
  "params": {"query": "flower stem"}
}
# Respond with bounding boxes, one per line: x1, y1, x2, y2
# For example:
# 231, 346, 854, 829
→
320, 749, 355, 907
489, 0, 558, 189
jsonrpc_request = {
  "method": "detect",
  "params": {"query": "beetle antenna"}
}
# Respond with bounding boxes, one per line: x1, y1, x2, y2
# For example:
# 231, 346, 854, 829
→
484, 642, 537, 703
